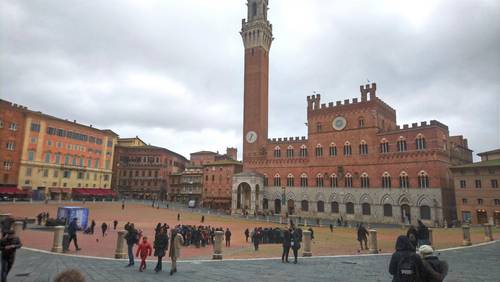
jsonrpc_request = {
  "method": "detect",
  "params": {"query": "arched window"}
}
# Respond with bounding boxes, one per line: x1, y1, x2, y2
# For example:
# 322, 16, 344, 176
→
315, 144, 323, 157
358, 117, 365, 128
343, 141, 352, 156
346, 202, 354, 214
263, 174, 269, 186
416, 134, 426, 150
301, 200, 309, 212
274, 146, 281, 158
330, 174, 338, 188
252, 2, 257, 16
286, 145, 294, 158
273, 173, 281, 187
317, 201, 325, 212
329, 142, 337, 156
360, 172, 370, 188
362, 203, 371, 215
359, 140, 368, 155
331, 201, 339, 213
263, 199, 269, 210
380, 139, 389, 153
399, 171, 409, 188
299, 145, 308, 157
397, 137, 407, 152
382, 172, 392, 188
345, 173, 353, 188
300, 173, 308, 187
383, 204, 393, 217
418, 171, 429, 188
420, 205, 431, 220
287, 174, 294, 187
316, 173, 324, 187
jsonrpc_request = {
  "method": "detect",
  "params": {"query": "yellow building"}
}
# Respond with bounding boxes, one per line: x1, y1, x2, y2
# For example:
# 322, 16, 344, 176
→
17, 111, 118, 199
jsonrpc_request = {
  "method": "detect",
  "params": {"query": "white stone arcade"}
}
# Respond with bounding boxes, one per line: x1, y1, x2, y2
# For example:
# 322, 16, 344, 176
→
232, 172, 444, 226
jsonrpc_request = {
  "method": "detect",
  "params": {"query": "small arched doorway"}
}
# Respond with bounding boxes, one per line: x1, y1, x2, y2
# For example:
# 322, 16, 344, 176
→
236, 182, 252, 211
287, 199, 295, 215
274, 199, 281, 214
401, 204, 411, 224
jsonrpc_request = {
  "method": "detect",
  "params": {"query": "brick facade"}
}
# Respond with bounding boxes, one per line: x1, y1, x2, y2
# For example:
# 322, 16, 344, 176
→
202, 160, 242, 210
112, 138, 188, 200
232, 0, 473, 225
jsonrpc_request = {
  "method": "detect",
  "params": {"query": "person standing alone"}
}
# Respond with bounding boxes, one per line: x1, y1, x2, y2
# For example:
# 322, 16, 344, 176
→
225, 228, 232, 247
357, 224, 369, 250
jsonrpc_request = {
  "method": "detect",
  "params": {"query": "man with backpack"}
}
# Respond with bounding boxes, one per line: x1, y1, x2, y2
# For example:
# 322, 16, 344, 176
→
389, 235, 424, 281
124, 223, 139, 267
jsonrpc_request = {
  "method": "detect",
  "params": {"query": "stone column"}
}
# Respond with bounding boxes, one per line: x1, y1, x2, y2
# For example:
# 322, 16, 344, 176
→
369, 229, 378, 254
13, 221, 23, 236
428, 228, 434, 246
250, 188, 256, 214
212, 230, 224, 260
115, 230, 127, 258
303, 230, 312, 257
462, 224, 472, 246
484, 224, 493, 241
51, 226, 65, 253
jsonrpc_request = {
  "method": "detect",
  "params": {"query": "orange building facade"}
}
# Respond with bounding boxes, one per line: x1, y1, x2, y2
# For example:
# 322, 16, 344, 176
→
231, 0, 473, 225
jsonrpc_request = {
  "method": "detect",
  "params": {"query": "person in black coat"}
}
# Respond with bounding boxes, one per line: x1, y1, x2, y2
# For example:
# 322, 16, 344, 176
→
406, 225, 418, 250
389, 235, 424, 282
0, 217, 14, 237
101, 222, 108, 237
124, 224, 138, 267
357, 224, 369, 250
90, 220, 96, 235
224, 228, 232, 247
67, 218, 81, 251
153, 227, 169, 273
281, 228, 291, 263
244, 228, 250, 242
113, 220, 118, 230
0, 230, 22, 282
291, 228, 301, 264
417, 220, 430, 246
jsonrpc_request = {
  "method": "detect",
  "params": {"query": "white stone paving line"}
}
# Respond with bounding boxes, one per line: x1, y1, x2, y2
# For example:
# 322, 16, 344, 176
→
20, 239, 498, 264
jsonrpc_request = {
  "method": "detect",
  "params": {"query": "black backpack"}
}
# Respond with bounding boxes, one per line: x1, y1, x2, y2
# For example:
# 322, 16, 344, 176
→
397, 254, 418, 282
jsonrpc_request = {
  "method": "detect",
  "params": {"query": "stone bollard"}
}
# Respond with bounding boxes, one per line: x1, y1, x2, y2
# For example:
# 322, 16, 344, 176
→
279, 217, 283, 224
428, 228, 434, 246
51, 226, 65, 253
462, 225, 472, 246
303, 230, 312, 257
369, 229, 379, 254
304, 219, 308, 227
484, 224, 493, 241
115, 230, 127, 258
212, 230, 224, 260
13, 221, 23, 236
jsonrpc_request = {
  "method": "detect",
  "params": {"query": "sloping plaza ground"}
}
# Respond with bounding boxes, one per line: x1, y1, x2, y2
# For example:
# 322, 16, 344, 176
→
1, 202, 498, 259
8, 240, 500, 281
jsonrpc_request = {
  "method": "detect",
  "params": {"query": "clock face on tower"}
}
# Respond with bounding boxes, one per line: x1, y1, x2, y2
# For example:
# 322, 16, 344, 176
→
332, 116, 347, 131
246, 131, 258, 143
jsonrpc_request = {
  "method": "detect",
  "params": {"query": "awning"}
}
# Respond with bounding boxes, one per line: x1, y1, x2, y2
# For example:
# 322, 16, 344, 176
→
72, 188, 116, 197
0, 187, 30, 196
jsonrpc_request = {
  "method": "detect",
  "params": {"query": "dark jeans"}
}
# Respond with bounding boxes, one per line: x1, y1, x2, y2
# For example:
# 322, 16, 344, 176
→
155, 256, 163, 271
282, 245, 290, 261
68, 234, 79, 249
225, 240, 230, 247
359, 238, 368, 249
1, 256, 14, 282
127, 244, 134, 265
292, 248, 298, 262
254, 243, 259, 250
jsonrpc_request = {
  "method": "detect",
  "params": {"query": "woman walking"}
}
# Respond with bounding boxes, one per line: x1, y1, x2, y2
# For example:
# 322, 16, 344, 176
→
153, 227, 169, 273
169, 229, 184, 275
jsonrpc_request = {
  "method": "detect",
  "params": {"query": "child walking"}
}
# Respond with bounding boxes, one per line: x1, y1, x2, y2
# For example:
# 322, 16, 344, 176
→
135, 236, 152, 272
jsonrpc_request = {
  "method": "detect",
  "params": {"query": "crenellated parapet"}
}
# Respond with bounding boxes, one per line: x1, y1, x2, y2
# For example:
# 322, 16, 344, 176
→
392, 120, 449, 132
268, 136, 307, 144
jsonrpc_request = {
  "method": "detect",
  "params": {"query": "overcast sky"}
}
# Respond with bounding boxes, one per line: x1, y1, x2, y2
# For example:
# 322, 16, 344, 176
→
1, 0, 499, 160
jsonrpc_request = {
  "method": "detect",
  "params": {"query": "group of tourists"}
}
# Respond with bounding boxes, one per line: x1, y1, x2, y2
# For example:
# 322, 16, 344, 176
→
389, 220, 448, 281
84, 219, 119, 236
35, 212, 49, 226
124, 222, 184, 275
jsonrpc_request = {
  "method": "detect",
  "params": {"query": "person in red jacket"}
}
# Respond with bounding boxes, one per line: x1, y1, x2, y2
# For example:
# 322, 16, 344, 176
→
135, 236, 152, 272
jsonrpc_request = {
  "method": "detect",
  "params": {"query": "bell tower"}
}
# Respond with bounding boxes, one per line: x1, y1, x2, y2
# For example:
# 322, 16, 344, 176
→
241, 0, 273, 164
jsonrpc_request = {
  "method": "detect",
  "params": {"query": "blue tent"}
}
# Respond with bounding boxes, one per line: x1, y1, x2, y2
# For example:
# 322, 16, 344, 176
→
57, 206, 89, 230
